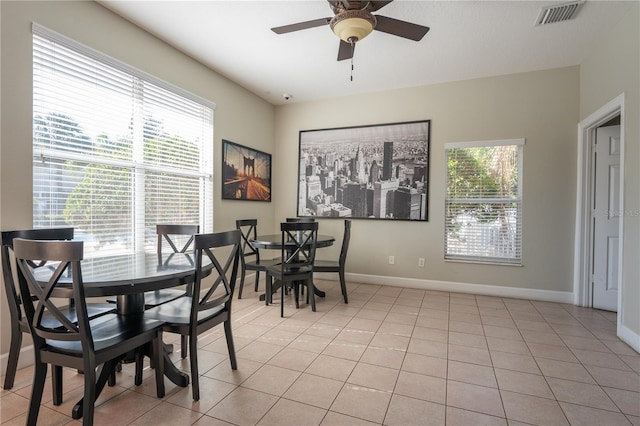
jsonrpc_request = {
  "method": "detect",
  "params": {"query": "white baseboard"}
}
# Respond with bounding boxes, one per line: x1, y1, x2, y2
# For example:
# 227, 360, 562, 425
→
618, 322, 640, 353
314, 272, 575, 304
0, 344, 34, 378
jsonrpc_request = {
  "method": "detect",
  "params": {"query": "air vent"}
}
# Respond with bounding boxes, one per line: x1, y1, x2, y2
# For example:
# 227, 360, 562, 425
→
536, 1, 584, 26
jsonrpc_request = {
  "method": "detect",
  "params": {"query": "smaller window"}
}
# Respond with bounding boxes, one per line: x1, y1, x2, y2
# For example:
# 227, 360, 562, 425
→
445, 139, 524, 264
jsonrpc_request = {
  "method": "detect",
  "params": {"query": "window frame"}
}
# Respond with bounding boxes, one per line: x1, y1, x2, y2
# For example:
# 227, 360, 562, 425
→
444, 138, 524, 265
32, 23, 214, 256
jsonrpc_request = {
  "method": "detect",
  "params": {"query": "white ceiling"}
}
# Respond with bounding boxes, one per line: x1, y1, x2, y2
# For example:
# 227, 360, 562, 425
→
98, 1, 632, 106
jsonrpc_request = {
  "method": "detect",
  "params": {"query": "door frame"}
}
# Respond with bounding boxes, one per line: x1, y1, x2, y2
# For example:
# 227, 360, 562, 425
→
573, 93, 625, 321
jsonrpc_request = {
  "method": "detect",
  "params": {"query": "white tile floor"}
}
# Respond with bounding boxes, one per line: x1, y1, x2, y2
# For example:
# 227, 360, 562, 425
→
1, 279, 639, 425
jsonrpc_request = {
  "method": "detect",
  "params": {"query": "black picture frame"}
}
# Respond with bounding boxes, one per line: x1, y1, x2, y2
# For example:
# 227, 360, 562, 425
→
222, 139, 272, 202
297, 120, 430, 221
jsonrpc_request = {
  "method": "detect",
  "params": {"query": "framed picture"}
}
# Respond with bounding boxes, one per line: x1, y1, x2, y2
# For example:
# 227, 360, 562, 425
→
222, 139, 271, 202
297, 120, 430, 221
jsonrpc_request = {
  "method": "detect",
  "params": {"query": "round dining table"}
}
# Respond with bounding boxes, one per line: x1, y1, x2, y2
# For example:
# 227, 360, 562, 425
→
250, 234, 335, 298
66, 251, 206, 315
37, 251, 210, 387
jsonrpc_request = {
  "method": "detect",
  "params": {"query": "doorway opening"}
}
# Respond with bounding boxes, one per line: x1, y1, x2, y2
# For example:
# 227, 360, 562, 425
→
573, 94, 625, 327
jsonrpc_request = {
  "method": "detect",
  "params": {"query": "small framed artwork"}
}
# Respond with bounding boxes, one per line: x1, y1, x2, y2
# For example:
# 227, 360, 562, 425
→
222, 139, 272, 202
297, 120, 430, 221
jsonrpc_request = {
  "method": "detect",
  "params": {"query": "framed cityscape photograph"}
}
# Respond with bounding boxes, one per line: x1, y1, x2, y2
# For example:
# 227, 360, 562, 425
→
297, 120, 430, 221
222, 139, 271, 202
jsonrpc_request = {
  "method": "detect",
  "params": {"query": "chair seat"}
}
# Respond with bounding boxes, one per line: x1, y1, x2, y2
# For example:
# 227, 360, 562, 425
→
143, 289, 186, 307
45, 313, 164, 354
244, 258, 280, 270
40, 303, 116, 330
313, 260, 340, 271
144, 296, 224, 325
267, 264, 313, 279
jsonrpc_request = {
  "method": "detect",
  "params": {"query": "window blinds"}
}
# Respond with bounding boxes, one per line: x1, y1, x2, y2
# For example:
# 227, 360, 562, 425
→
32, 24, 214, 256
444, 139, 524, 264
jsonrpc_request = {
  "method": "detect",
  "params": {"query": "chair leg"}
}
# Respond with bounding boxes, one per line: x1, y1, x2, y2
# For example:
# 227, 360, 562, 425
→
223, 320, 237, 370
281, 281, 285, 317
189, 334, 199, 401
265, 274, 272, 305
52, 365, 63, 405
3, 326, 22, 390
153, 332, 165, 398
181, 335, 188, 359
134, 349, 144, 386
26, 361, 47, 426
238, 265, 246, 299
339, 270, 348, 304
71, 361, 110, 422
308, 279, 316, 312
108, 367, 116, 387
254, 270, 260, 292
80, 363, 97, 426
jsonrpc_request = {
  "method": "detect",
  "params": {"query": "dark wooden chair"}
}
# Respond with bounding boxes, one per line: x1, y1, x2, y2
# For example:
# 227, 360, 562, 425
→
14, 238, 165, 426
148, 224, 200, 306
1, 228, 115, 402
107, 224, 198, 358
313, 219, 351, 304
266, 222, 318, 317
235, 219, 279, 299
144, 230, 241, 401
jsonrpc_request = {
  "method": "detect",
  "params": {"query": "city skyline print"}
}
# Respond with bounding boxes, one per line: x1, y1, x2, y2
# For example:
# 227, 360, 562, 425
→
297, 120, 430, 221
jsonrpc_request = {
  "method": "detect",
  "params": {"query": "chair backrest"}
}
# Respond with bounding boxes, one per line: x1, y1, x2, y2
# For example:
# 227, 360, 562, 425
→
191, 230, 241, 322
156, 224, 199, 263
235, 219, 259, 260
13, 238, 91, 352
339, 220, 352, 266
280, 222, 318, 269
1, 228, 74, 325
285, 217, 316, 223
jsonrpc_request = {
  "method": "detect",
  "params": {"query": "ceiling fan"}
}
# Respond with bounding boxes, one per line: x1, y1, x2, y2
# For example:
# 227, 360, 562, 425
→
271, 0, 430, 62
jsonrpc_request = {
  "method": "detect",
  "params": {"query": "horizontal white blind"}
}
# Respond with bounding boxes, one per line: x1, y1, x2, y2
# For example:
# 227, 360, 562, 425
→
33, 26, 213, 257
445, 141, 523, 264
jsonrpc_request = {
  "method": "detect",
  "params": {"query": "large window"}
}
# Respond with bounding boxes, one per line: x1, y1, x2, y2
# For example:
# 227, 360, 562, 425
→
32, 24, 214, 256
445, 139, 524, 264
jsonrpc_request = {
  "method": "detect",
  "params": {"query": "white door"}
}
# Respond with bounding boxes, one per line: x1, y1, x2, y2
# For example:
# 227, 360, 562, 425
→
592, 125, 621, 311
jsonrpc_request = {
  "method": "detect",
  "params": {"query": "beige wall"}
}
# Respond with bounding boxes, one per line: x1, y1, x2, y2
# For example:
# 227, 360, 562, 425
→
0, 1, 275, 359
580, 3, 640, 338
274, 67, 579, 295
1, 0, 637, 363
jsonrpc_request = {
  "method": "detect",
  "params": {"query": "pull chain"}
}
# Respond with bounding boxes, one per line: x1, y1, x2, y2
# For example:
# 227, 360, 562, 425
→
350, 40, 355, 82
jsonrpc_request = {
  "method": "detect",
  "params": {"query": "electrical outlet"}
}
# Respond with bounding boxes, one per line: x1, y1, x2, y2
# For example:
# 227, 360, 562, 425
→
388, 255, 395, 265
418, 258, 425, 267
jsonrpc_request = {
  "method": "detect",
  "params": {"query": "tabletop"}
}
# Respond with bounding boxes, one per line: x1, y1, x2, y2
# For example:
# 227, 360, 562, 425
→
250, 234, 335, 250
36, 251, 209, 298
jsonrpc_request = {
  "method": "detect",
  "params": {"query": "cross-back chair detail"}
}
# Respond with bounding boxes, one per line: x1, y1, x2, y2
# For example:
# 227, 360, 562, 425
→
314, 219, 351, 304
157, 224, 199, 264
1, 228, 114, 402
13, 238, 165, 425
145, 229, 241, 401
266, 221, 318, 317
235, 219, 278, 299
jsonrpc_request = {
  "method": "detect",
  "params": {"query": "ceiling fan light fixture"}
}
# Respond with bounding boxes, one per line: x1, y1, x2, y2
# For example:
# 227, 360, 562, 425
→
330, 9, 376, 43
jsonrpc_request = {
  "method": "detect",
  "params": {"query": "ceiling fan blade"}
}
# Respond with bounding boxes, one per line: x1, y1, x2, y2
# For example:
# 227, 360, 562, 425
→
368, 1, 394, 12
337, 40, 354, 61
271, 17, 331, 34
374, 15, 430, 41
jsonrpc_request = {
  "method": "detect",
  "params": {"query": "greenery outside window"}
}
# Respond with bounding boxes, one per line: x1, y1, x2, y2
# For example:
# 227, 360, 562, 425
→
445, 139, 524, 264
32, 24, 214, 256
